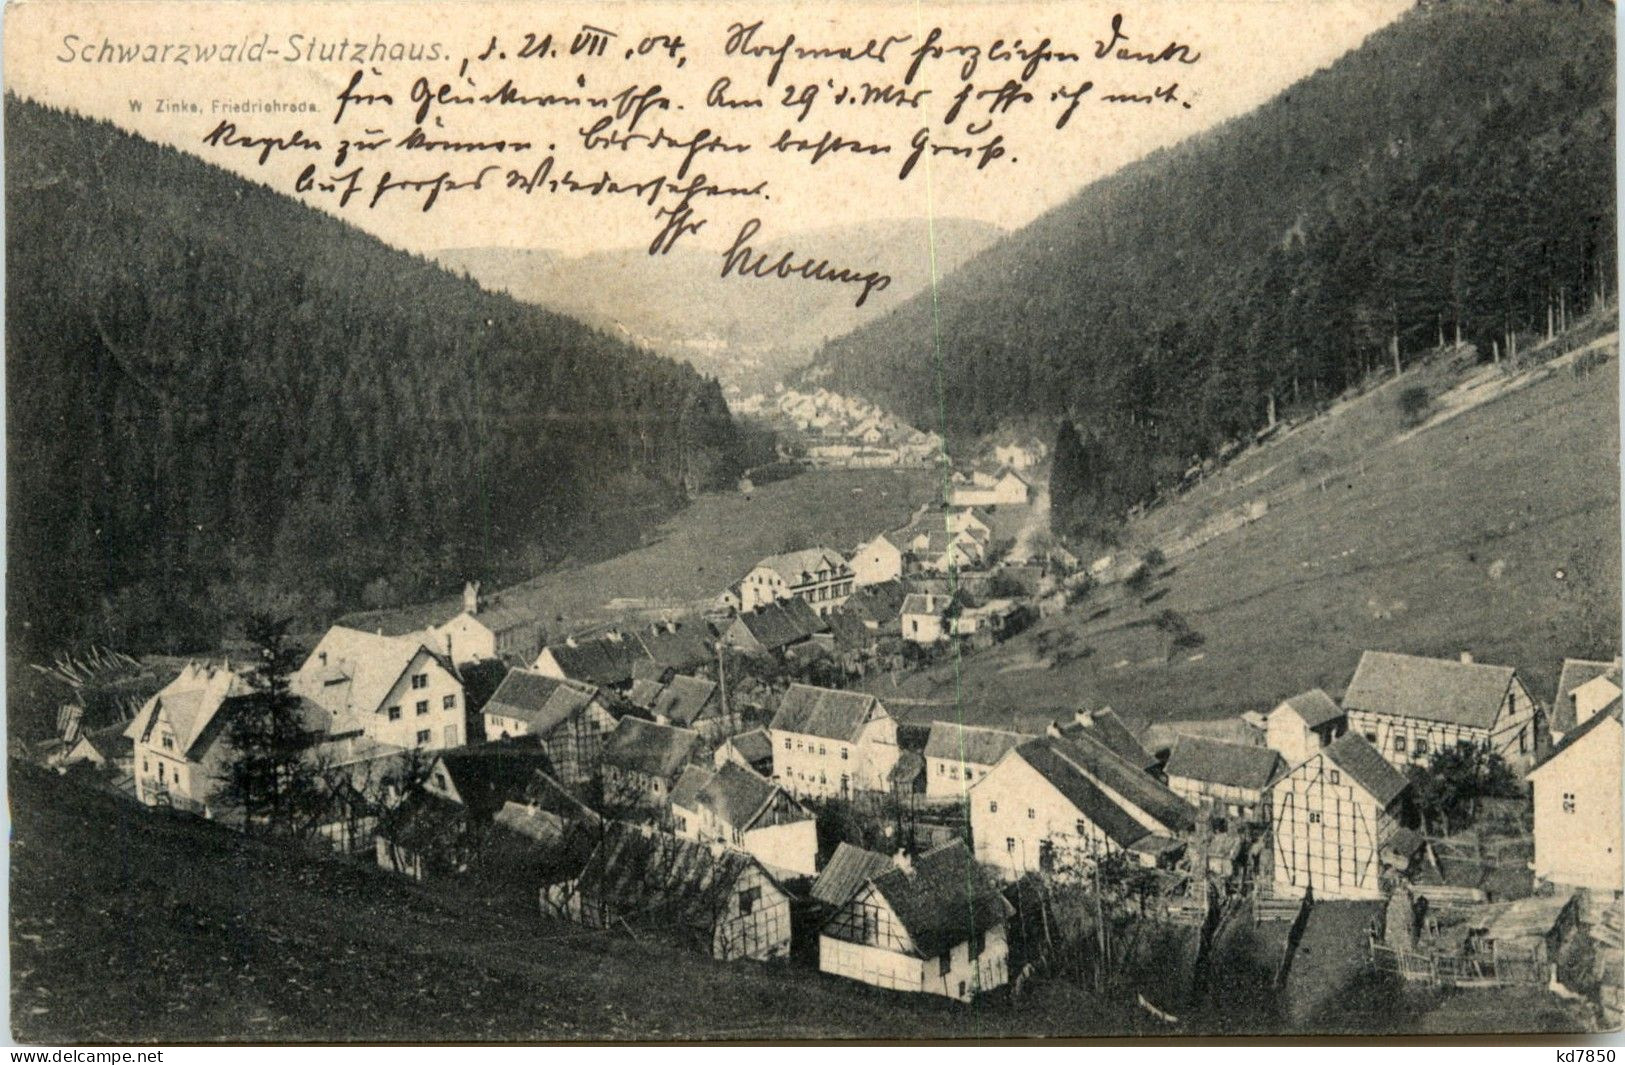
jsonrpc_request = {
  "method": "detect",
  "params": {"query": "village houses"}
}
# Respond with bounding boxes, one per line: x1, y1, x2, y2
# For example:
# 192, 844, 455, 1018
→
479, 668, 617, 787
430, 581, 540, 665
849, 531, 905, 587
720, 597, 828, 656
818, 840, 1012, 1001
714, 727, 774, 777
770, 684, 900, 799
922, 721, 1031, 800
292, 626, 467, 752
669, 761, 819, 877
1526, 696, 1623, 895
534, 632, 643, 691
647, 674, 736, 745
599, 716, 701, 812
739, 547, 855, 615
1341, 651, 1540, 770
970, 732, 1196, 880
901, 593, 954, 645
1271, 731, 1413, 901
948, 468, 1030, 508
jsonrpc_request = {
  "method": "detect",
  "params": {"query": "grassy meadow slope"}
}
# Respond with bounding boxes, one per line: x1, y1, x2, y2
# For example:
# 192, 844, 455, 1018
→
9, 767, 1152, 1042
864, 340, 1620, 733
341, 468, 938, 637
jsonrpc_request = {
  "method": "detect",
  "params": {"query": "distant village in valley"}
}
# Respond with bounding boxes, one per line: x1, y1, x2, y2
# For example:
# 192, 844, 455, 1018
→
24, 378, 1622, 1033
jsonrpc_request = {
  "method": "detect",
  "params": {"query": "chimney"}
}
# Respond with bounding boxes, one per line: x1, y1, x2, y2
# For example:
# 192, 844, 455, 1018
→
1074, 708, 1095, 729
1459, 651, 1474, 665
464, 580, 481, 615
892, 850, 914, 876
565, 636, 578, 648
1045, 720, 1063, 739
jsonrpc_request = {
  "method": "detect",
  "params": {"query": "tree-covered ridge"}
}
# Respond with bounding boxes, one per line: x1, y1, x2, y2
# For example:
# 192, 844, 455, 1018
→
809, 0, 1615, 513
6, 95, 742, 653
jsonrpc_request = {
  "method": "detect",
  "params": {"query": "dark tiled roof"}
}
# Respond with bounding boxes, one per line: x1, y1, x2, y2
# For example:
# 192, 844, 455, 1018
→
1343, 651, 1516, 729
843, 582, 908, 628
825, 609, 876, 652
811, 842, 895, 906
601, 716, 700, 780
669, 764, 711, 810
1043, 731, 1196, 835
868, 841, 1009, 958
1529, 697, 1623, 776
1141, 717, 1264, 758
434, 740, 555, 819
470, 604, 538, 635
771, 684, 885, 743
651, 675, 720, 727
1323, 732, 1411, 807
377, 790, 467, 851
690, 762, 792, 831
924, 721, 1029, 766
542, 638, 642, 687
722, 727, 772, 765
457, 659, 512, 715
1060, 709, 1158, 771
1165, 737, 1285, 793
485, 669, 601, 735
633, 624, 713, 672
732, 598, 828, 651
1017, 738, 1153, 850
1279, 689, 1345, 730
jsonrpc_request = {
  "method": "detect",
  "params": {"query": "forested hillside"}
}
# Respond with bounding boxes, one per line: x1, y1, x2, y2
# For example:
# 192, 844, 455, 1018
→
808, 0, 1614, 514
6, 96, 742, 654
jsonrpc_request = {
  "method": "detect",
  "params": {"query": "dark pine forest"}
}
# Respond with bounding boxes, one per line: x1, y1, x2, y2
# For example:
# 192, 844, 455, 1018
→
6, 96, 743, 654
810, 0, 1616, 521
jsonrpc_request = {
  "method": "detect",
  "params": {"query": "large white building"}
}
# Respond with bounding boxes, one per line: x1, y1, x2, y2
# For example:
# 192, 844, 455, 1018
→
922, 721, 1030, 800
1527, 698, 1622, 894
292, 626, 466, 752
769, 684, 899, 799
740, 547, 855, 615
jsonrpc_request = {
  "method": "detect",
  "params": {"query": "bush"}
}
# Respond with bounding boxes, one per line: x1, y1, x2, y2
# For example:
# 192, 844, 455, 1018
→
1397, 385, 1432, 426
1141, 547, 1166, 570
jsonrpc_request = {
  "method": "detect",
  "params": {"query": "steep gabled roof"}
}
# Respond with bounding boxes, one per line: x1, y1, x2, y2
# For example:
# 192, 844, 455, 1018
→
1045, 730, 1196, 835
1323, 732, 1410, 807
1141, 717, 1265, 758
295, 627, 454, 727
650, 675, 720, 727
672, 762, 797, 833
842, 581, 909, 627
924, 721, 1030, 766
811, 842, 895, 907
867, 841, 1009, 958
1549, 658, 1620, 736
1529, 697, 1623, 778
771, 684, 885, 743
633, 624, 713, 673
600, 716, 700, 780
721, 727, 773, 766
1277, 689, 1345, 730
484, 669, 602, 736
129, 661, 253, 756
1342, 651, 1516, 729
1164, 736, 1285, 793
565, 823, 774, 935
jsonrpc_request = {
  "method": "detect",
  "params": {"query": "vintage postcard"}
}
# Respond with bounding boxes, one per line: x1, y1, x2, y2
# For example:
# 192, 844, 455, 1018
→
4, 0, 1619, 1044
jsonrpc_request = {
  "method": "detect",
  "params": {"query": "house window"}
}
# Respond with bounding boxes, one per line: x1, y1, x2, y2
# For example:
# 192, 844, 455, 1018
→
739, 886, 761, 915
1006, 838, 1016, 853
1563, 792, 1576, 814
412, 673, 428, 690
161, 736, 174, 751
388, 706, 402, 721
939, 763, 946, 775
1414, 739, 1429, 757
1328, 770, 1340, 785
416, 700, 429, 716
443, 695, 456, 711
819, 744, 827, 756
1364, 731, 1377, 743
1076, 819, 1089, 836
785, 738, 792, 750
1519, 728, 1528, 754
1027, 808, 1035, 820
415, 730, 431, 746
990, 801, 998, 813
939, 954, 952, 977
1393, 735, 1407, 753
434, 771, 447, 790
1308, 811, 1322, 824
841, 748, 849, 760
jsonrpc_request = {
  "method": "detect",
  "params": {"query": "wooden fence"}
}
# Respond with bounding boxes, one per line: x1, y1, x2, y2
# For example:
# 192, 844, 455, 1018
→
1368, 936, 1551, 989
